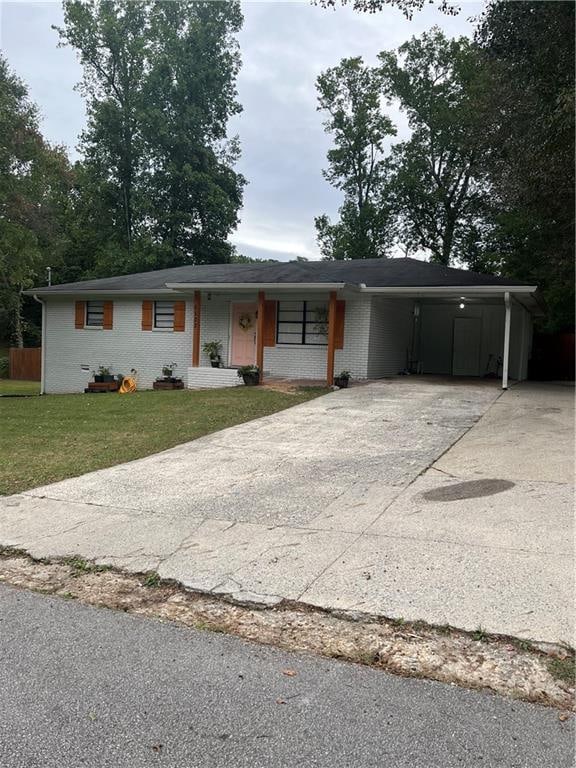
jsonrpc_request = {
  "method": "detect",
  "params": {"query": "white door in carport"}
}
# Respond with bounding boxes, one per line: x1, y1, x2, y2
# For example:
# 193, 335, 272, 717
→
452, 317, 482, 376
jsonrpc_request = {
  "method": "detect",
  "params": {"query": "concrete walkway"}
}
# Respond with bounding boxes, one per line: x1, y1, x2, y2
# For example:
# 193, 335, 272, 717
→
1, 379, 573, 644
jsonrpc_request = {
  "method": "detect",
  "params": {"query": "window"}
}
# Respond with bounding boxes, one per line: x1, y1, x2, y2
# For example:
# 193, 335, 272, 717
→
276, 300, 328, 346
85, 301, 104, 327
154, 301, 175, 329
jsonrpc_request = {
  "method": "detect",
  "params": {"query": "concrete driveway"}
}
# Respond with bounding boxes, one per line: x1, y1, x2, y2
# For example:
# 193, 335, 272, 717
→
1, 379, 573, 644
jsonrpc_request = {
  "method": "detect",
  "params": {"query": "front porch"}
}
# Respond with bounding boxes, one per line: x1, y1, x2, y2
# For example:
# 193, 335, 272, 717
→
178, 286, 346, 388
186, 369, 339, 391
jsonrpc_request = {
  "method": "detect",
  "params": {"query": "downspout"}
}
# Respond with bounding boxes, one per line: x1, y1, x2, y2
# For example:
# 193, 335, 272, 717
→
502, 291, 511, 390
32, 295, 46, 395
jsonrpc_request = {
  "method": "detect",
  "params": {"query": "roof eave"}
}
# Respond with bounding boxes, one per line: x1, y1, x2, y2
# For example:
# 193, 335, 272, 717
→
23, 288, 179, 297
163, 282, 349, 291
359, 285, 538, 295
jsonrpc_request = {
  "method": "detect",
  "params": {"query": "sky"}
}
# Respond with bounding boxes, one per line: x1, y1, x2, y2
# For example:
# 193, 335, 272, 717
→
0, 0, 484, 262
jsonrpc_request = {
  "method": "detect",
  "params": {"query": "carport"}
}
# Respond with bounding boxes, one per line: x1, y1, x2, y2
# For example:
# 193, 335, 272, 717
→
365, 284, 543, 389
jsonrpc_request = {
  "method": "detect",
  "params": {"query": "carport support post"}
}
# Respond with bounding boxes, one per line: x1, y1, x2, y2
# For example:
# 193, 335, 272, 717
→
192, 290, 201, 367
257, 290, 265, 383
326, 290, 337, 387
502, 291, 511, 390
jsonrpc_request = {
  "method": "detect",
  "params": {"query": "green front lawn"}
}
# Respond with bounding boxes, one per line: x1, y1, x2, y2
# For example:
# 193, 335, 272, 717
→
0, 386, 326, 496
0, 380, 41, 396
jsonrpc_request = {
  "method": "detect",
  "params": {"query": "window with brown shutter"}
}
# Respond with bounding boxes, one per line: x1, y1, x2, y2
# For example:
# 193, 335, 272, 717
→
142, 300, 153, 331
173, 301, 185, 332
335, 300, 345, 349
103, 301, 113, 330
75, 301, 86, 329
262, 300, 277, 347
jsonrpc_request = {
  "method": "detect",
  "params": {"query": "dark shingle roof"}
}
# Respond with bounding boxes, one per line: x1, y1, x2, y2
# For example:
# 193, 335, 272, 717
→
28, 258, 533, 294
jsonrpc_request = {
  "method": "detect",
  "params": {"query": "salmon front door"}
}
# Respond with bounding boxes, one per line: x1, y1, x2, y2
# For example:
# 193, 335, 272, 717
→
230, 303, 257, 366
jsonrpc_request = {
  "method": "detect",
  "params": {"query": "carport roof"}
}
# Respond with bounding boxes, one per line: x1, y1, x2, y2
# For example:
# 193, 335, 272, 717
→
27, 258, 536, 295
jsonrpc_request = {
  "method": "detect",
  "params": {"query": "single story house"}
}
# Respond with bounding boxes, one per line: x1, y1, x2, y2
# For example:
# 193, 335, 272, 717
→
26, 258, 542, 394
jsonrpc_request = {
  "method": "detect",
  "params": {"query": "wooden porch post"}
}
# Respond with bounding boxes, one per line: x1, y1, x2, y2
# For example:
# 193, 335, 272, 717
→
192, 290, 201, 367
326, 290, 337, 387
257, 290, 265, 383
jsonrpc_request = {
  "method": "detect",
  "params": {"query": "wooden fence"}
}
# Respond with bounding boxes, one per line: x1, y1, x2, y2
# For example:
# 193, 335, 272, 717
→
9, 347, 42, 381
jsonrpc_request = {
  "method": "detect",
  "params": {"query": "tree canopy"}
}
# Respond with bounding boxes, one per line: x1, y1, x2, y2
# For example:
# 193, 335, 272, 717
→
315, 57, 396, 260
316, 6, 574, 331
54, 0, 245, 278
0, 55, 71, 346
316, 0, 459, 20
474, 0, 575, 331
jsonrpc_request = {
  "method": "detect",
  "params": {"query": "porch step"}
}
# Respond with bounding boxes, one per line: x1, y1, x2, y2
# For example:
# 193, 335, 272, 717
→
187, 367, 242, 389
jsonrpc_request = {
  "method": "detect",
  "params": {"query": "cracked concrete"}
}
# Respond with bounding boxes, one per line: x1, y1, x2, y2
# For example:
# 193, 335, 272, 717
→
1, 378, 573, 644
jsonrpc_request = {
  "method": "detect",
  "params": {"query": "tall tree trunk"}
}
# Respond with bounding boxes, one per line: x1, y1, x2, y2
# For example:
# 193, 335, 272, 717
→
12, 291, 24, 348
441, 215, 456, 265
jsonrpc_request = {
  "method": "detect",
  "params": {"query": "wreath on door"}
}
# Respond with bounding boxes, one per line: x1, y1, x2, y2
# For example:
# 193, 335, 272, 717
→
239, 313, 253, 331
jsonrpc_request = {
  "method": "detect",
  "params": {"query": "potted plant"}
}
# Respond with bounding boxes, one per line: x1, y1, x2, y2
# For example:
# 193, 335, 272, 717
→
203, 340, 223, 368
161, 362, 178, 382
237, 365, 260, 386
334, 370, 351, 388
94, 365, 115, 383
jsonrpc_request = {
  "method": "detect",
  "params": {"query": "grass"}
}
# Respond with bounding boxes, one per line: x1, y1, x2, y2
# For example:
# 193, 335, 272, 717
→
0, 386, 327, 495
142, 571, 161, 588
0, 379, 41, 396
63, 556, 112, 575
472, 626, 490, 643
547, 656, 575, 685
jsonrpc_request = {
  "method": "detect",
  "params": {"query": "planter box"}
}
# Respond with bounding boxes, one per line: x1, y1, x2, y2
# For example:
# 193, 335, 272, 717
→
85, 381, 119, 393
153, 380, 184, 391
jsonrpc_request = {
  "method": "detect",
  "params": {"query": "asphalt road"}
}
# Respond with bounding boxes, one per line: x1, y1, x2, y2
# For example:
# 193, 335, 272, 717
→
0, 586, 572, 768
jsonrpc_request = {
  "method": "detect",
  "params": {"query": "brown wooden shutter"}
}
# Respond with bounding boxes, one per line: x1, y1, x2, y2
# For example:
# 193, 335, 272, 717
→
103, 301, 113, 330
262, 300, 277, 347
173, 301, 185, 332
335, 300, 346, 350
75, 301, 86, 329
141, 300, 153, 331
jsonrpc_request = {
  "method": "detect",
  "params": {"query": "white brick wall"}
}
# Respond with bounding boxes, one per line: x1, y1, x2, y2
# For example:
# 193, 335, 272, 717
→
43, 291, 429, 393
263, 293, 372, 379
367, 297, 415, 378
187, 367, 242, 389
197, 291, 373, 380
44, 297, 193, 393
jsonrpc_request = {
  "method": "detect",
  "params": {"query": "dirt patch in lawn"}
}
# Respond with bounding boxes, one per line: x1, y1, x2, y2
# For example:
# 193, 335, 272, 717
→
0, 550, 573, 713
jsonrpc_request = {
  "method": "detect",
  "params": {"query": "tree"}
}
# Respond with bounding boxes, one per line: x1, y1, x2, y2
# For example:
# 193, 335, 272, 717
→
54, 0, 245, 274
55, 0, 149, 255
475, 1, 575, 331
141, 0, 244, 266
380, 29, 488, 265
0, 55, 71, 346
316, 0, 459, 20
315, 57, 396, 260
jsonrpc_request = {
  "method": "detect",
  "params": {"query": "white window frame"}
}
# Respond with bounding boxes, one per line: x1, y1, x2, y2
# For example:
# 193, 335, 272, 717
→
153, 300, 175, 331
85, 300, 104, 329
